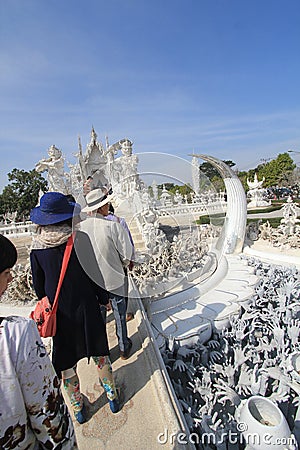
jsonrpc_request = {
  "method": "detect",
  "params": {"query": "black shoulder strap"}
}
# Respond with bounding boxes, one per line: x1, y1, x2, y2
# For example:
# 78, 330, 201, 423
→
0, 317, 4, 325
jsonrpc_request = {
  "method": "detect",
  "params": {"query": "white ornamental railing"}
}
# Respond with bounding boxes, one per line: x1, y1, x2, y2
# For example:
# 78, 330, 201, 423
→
156, 201, 226, 217
0, 221, 35, 237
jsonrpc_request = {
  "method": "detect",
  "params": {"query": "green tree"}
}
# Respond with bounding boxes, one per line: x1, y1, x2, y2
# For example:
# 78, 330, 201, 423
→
157, 183, 175, 191
199, 160, 236, 180
237, 170, 250, 191
257, 153, 295, 187
0, 169, 48, 221
199, 159, 236, 191
168, 184, 193, 196
156, 183, 193, 202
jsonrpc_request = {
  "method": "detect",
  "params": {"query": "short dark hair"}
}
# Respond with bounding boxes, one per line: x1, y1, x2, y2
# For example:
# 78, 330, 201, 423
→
65, 194, 76, 203
0, 235, 17, 273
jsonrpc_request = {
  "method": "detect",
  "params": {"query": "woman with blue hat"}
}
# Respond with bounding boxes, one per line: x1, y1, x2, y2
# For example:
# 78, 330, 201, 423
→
30, 192, 120, 423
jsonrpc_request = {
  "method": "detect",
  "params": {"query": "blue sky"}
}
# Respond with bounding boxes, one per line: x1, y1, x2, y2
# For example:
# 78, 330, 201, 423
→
1, 0, 300, 192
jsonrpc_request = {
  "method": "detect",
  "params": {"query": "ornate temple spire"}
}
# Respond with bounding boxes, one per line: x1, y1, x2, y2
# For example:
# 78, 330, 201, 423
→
77, 135, 87, 181
105, 135, 109, 149
91, 126, 97, 143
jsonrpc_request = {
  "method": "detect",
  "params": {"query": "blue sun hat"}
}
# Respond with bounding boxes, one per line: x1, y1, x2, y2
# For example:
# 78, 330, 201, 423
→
30, 192, 81, 225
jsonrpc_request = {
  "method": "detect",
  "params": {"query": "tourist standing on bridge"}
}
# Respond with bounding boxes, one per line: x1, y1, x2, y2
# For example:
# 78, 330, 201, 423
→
106, 203, 135, 322
80, 188, 134, 360
0, 234, 77, 448
29, 192, 120, 424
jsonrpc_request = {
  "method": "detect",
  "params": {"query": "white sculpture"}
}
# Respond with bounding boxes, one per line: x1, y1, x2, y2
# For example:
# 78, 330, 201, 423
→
159, 185, 172, 207
251, 198, 300, 250
109, 139, 139, 198
31, 129, 145, 239
151, 180, 159, 202
120, 138, 133, 156
159, 257, 300, 448
191, 154, 247, 254
173, 190, 183, 205
138, 207, 164, 254
281, 196, 300, 235
131, 225, 209, 297
247, 173, 265, 190
67, 162, 83, 196
247, 173, 271, 208
3, 211, 18, 224
35, 145, 69, 193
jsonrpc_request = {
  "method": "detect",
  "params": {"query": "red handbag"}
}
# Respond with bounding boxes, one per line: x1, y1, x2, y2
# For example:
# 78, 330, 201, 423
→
30, 233, 75, 338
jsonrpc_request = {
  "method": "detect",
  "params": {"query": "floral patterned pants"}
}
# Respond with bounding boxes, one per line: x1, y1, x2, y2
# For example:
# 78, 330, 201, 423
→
62, 356, 117, 413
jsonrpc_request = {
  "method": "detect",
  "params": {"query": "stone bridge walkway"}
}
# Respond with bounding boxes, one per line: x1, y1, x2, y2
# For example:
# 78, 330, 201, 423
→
0, 302, 191, 450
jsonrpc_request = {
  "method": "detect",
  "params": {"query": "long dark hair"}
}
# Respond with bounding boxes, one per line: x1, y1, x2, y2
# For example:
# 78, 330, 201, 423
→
0, 235, 17, 273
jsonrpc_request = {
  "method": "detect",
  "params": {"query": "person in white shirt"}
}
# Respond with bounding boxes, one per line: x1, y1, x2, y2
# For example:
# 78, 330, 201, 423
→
80, 189, 133, 359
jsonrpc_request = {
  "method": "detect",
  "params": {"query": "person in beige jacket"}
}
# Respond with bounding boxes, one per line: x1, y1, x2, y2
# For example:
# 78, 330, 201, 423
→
80, 189, 134, 359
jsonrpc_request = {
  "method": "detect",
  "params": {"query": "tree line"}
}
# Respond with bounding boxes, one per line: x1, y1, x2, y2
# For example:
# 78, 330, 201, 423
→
158, 152, 297, 198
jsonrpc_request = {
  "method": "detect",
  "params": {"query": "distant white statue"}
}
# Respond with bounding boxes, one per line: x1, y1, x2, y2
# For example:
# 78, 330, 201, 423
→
120, 139, 133, 157
174, 190, 183, 205
280, 196, 300, 235
3, 211, 17, 224
152, 180, 158, 201
139, 207, 164, 253
141, 188, 151, 206
114, 139, 138, 197
160, 185, 172, 207
247, 173, 270, 208
67, 162, 83, 196
247, 173, 265, 190
35, 145, 69, 193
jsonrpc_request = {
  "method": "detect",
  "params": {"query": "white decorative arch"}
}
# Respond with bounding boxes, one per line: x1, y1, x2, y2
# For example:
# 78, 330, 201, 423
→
191, 154, 247, 254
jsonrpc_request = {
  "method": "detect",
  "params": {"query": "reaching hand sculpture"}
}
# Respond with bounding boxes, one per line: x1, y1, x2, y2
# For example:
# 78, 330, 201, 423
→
233, 344, 252, 367
177, 346, 200, 359
200, 412, 229, 450
213, 379, 241, 406
236, 319, 250, 342
209, 350, 223, 364
159, 256, 300, 446
251, 363, 268, 395
207, 339, 220, 350
189, 371, 214, 405
173, 359, 188, 373
236, 364, 252, 396
287, 319, 300, 346
268, 321, 285, 349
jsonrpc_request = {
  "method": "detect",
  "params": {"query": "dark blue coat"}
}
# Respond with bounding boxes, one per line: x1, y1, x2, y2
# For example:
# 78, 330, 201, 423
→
30, 231, 109, 376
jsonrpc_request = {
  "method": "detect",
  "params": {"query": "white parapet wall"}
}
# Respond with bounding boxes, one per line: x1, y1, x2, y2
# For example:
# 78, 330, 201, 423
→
0, 221, 35, 237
